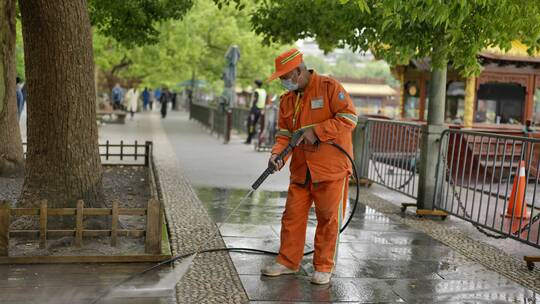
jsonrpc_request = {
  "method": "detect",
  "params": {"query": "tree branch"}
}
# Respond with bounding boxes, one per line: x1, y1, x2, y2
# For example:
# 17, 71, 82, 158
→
110, 55, 133, 75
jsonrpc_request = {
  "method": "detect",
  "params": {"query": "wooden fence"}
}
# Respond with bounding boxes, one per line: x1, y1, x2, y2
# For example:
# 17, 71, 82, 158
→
0, 198, 163, 257
23, 141, 153, 166
1, 141, 172, 263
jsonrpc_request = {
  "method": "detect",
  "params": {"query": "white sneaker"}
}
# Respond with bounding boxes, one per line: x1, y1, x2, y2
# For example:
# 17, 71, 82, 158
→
311, 271, 332, 285
261, 262, 298, 277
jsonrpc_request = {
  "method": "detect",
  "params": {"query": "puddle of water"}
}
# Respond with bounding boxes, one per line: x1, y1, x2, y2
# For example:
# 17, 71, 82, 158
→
106, 255, 196, 299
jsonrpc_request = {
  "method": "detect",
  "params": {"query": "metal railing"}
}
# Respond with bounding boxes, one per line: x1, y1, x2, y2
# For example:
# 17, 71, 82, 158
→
23, 141, 152, 166
356, 118, 422, 198
232, 107, 250, 134
190, 103, 212, 129
189, 102, 230, 139
434, 129, 540, 248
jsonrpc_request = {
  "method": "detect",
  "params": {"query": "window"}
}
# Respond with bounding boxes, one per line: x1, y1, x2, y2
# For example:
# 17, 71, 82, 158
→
476, 83, 525, 124
475, 99, 497, 123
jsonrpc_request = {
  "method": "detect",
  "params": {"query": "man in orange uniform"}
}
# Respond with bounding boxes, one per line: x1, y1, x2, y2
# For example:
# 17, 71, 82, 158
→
261, 48, 357, 285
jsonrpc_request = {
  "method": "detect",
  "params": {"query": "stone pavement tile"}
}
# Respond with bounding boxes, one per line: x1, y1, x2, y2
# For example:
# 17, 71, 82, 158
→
101, 297, 177, 304
436, 261, 516, 281
196, 187, 287, 207
250, 302, 399, 304
340, 229, 444, 246
205, 202, 286, 214
249, 302, 331, 304
209, 209, 283, 225
222, 237, 314, 254
229, 252, 308, 276
301, 257, 442, 280
268, 224, 435, 248
240, 275, 405, 303
249, 302, 367, 304
356, 190, 540, 293
0, 262, 179, 304
341, 243, 453, 261
219, 223, 280, 239
346, 220, 418, 233
388, 279, 540, 304
0, 285, 129, 304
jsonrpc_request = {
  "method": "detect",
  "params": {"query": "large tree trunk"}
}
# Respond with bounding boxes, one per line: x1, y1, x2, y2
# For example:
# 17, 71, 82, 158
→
0, 0, 24, 177
18, 0, 104, 211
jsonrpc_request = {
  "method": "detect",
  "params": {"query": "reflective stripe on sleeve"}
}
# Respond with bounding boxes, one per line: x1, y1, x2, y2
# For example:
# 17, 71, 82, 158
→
336, 113, 358, 125
277, 129, 292, 138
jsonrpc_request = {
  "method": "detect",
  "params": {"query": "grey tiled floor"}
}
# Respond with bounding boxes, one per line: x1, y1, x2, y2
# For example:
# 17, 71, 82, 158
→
197, 187, 539, 303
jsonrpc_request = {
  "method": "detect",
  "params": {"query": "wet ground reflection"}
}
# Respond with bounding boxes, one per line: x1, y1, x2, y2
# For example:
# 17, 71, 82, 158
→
196, 186, 539, 303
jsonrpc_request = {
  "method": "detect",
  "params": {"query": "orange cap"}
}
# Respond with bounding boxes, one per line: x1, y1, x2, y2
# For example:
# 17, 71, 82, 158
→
267, 48, 303, 82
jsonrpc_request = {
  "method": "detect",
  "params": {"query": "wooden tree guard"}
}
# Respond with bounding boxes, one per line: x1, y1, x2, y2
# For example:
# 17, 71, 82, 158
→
0, 198, 170, 263
39, 200, 47, 249
0, 201, 9, 256
75, 200, 84, 247
111, 201, 118, 247
145, 199, 162, 254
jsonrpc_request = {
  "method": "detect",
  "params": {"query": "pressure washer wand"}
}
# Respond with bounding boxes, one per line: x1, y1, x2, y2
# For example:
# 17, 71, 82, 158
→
251, 130, 304, 190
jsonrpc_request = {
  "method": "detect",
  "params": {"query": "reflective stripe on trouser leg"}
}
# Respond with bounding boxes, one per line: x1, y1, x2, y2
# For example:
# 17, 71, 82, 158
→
332, 177, 347, 269
276, 182, 313, 270
312, 177, 348, 272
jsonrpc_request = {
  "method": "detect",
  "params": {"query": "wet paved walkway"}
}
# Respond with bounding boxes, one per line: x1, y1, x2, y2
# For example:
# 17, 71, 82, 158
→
0, 263, 177, 304
141, 110, 539, 303
142, 109, 539, 303
9, 109, 540, 303
197, 186, 539, 303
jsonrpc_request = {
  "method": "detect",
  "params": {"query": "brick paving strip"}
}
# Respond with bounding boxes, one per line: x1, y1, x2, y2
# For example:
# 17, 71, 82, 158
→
149, 116, 249, 303
358, 190, 540, 293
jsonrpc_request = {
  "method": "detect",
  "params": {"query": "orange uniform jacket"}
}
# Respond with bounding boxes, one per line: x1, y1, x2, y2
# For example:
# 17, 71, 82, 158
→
272, 71, 358, 183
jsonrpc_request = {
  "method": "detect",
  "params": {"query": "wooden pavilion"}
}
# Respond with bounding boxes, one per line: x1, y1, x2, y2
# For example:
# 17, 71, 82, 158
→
390, 42, 540, 181
393, 41, 540, 132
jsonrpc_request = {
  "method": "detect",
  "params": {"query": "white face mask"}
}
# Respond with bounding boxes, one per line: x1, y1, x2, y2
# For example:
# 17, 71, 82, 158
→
281, 70, 300, 91
281, 78, 298, 91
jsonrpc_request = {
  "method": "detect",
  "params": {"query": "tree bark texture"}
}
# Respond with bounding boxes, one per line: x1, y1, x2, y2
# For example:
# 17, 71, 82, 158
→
18, 0, 104, 209
0, 0, 24, 177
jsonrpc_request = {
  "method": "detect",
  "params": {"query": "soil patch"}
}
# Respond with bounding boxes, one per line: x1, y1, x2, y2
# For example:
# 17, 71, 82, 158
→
0, 165, 151, 256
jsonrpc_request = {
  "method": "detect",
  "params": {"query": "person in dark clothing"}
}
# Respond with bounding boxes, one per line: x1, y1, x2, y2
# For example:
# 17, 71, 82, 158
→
171, 91, 177, 110
160, 87, 171, 118
186, 88, 193, 107
111, 83, 124, 110
142, 87, 150, 111
245, 79, 267, 144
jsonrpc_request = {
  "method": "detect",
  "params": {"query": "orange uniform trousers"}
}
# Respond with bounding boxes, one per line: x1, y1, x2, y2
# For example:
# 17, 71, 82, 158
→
276, 176, 349, 272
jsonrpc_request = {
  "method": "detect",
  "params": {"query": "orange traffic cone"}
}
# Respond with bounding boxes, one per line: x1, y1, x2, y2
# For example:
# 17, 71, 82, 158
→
504, 161, 530, 219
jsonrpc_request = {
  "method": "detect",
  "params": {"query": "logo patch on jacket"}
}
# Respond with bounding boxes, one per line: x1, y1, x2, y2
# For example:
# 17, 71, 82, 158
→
311, 98, 324, 109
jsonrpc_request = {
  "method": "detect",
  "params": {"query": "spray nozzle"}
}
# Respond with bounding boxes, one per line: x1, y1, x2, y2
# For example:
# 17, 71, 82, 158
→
251, 129, 305, 190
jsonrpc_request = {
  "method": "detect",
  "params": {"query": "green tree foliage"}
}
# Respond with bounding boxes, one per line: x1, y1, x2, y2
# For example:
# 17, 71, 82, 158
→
16, 0, 195, 79
15, 20, 24, 79
250, 0, 540, 76
93, 0, 286, 94
89, 0, 194, 47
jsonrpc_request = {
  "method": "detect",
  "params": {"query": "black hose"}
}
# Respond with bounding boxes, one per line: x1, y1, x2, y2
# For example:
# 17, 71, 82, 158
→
91, 141, 360, 303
